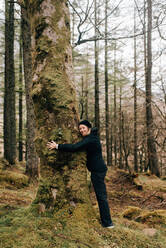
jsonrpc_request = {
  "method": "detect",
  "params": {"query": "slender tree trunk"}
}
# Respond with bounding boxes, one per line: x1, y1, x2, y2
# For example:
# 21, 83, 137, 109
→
18, 24, 23, 161
104, 0, 110, 165
21, 6, 39, 179
122, 112, 131, 174
143, 0, 148, 173
113, 43, 117, 166
94, 0, 100, 132
85, 55, 89, 120
119, 84, 123, 169
134, 5, 138, 172
80, 76, 84, 119
110, 106, 113, 165
145, 0, 160, 176
4, 0, 16, 164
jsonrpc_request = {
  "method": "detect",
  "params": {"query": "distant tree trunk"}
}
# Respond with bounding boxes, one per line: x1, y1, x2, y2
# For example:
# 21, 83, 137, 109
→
80, 76, 84, 119
94, 0, 100, 132
85, 72, 88, 119
122, 112, 131, 173
145, 0, 160, 176
143, 0, 147, 72
27, 0, 93, 226
18, 24, 23, 161
85, 52, 89, 120
113, 43, 117, 166
119, 84, 123, 169
110, 107, 113, 165
104, 0, 110, 165
4, 0, 16, 164
134, 6, 138, 172
143, 0, 148, 173
21, 6, 39, 179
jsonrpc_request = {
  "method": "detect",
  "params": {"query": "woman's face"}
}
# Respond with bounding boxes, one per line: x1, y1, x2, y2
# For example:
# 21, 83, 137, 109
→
79, 124, 91, 137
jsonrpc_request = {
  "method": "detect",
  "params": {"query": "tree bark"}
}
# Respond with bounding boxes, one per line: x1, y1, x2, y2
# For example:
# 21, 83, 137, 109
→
119, 84, 123, 169
4, 0, 16, 165
18, 23, 23, 161
113, 43, 117, 166
27, 0, 93, 219
21, 6, 39, 179
104, 0, 110, 166
134, 5, 138, 172
145, 0, 160, 176
94, 0, 100, 132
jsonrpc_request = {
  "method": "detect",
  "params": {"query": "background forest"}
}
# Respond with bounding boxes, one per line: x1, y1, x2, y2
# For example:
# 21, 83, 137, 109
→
0, 0, 165, 176
0, 1, 166, 248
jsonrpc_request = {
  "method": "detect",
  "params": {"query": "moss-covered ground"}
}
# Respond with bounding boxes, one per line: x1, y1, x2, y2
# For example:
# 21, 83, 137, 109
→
0, 159, 166, 248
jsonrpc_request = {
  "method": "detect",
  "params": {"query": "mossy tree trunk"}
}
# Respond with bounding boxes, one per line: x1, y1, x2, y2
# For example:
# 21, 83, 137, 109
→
26, 0, 92, 217
21, 5, 39, 179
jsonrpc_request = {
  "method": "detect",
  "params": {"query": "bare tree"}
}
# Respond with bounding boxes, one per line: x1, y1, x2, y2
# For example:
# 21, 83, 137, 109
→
104, 0, 110, 165
145, 0, 160, 176
94, 0, 100, 132
4, 0, 16, 164
18, 22, 23, 161
133, 4, 138, 172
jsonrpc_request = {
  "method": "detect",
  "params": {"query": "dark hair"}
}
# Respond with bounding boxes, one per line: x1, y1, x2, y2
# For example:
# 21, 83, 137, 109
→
79, 120, 92, 128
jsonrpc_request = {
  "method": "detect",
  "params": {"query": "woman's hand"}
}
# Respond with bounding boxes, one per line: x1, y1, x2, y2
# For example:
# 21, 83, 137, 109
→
47, 141, 58, 150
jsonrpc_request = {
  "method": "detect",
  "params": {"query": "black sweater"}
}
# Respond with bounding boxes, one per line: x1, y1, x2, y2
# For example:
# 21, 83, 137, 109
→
58, 128, 107, 172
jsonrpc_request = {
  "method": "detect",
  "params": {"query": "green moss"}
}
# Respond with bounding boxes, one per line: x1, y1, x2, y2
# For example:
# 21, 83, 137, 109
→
122, 206, 142, 220
0, 170, 29, 188
35, 18, 48, 40
29, 0, 45, 15
135, 210, 166, 226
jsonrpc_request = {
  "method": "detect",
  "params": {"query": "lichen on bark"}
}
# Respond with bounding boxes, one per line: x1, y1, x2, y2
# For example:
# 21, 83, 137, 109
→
28, 0, 93, 220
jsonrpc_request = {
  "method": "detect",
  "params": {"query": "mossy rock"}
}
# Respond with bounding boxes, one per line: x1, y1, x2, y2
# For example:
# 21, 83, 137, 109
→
122, 206, 142, 220
135, 210, 166, 226
0, 170, 29, 188
0, 158, 10, 170
137, 174, 166, 192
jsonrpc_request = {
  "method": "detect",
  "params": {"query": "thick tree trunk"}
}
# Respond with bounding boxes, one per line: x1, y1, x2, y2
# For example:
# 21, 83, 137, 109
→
27, 0, 93, 219
21, 6, 39, 179
146, 0, 160, 177
4, 0, 16, 165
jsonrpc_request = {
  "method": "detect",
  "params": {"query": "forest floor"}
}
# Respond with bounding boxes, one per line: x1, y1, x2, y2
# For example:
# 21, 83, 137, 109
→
0, 159, 166, 248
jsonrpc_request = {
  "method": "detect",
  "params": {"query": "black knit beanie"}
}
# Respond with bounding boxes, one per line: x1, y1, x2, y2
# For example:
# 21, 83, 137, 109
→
79, 120, 92, 128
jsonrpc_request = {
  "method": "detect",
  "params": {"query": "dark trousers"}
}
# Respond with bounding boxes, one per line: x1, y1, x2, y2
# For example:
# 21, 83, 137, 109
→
91, 171, 113, 227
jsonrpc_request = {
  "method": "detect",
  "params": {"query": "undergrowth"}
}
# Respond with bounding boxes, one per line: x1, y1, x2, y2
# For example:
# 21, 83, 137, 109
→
0, 161, 166, 248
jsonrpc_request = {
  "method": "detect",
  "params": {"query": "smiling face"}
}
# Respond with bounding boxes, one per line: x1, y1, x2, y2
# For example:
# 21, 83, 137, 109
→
79, 124, 91, 137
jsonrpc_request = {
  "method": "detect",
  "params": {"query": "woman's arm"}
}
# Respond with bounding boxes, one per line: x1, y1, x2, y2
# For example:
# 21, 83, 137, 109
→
47, 137, 90, 152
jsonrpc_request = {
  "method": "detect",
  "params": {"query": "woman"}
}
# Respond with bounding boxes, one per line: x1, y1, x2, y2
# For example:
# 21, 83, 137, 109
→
47, 120, 114, 228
